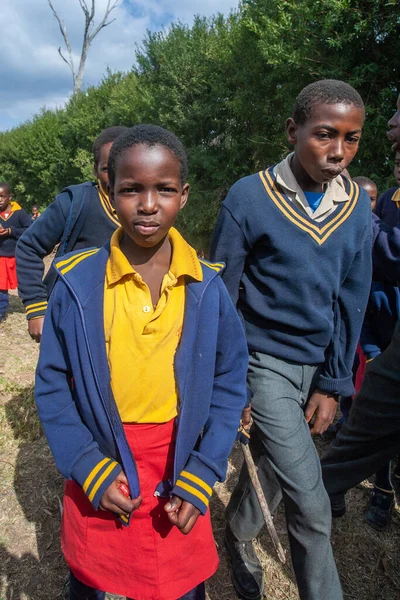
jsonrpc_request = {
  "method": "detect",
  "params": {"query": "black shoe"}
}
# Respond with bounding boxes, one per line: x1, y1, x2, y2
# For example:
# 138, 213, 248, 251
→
225, 525, 265, 600
364, 488, 394, 532
0, 313, 6, 323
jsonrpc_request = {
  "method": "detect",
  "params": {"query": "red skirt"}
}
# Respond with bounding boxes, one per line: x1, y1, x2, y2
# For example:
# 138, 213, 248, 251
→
61, 420, 219, 599
0, 257, 17, 290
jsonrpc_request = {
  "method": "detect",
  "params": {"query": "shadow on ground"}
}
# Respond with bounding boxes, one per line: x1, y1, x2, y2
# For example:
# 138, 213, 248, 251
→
1, 384, 67, 599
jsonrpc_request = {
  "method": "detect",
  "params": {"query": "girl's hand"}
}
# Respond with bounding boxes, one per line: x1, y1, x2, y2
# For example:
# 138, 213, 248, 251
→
164, 495, 201, 534
99, 471, 142, 514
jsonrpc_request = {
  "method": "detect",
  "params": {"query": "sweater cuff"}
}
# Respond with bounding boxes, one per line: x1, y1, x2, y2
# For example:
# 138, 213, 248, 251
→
25, 300, 48, 320
71, 450, 122, 510
316, 373, 354, 398
171, 455, 216, 515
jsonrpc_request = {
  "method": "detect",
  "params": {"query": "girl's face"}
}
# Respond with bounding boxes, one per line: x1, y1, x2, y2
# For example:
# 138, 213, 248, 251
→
110, 143, 189, 250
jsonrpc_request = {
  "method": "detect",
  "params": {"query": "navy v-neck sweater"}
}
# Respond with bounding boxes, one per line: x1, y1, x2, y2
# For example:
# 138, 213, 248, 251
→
0, 206, 31, 257
210, 167, 372, 397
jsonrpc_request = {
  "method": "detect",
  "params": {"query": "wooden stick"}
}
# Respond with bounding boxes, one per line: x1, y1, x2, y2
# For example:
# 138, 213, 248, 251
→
241, 442, 286, 564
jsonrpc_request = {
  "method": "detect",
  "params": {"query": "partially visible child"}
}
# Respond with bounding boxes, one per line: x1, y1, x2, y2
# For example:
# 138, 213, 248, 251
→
353, 176, 377, 211
352, 175, 400, 531
35, 125, 248, 600
30, 205, 41, 223
0, 183, 30, 322
374, 151, 400, 225
16, 126, 128, 343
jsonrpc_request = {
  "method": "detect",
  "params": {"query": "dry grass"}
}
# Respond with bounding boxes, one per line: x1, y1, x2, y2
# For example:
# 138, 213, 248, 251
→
1, 293, 400, 599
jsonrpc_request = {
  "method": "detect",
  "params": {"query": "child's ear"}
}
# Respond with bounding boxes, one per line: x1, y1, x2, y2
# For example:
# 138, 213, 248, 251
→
179, 183, 190, 210
93, 163, 98, 179
286, 118, 298, 145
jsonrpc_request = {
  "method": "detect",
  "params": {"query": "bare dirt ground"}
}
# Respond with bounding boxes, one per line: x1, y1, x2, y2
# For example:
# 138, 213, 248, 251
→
1, 292, 400, 600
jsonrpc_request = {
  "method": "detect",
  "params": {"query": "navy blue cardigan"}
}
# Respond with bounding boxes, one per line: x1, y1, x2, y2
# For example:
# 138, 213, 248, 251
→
210, 168, 372, 397
35, 245, 248, 521
16, 182, 118, 320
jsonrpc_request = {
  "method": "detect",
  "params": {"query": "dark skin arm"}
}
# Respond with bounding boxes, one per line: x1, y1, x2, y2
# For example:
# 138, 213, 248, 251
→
164, 496, 201, 535
99, 471, 142, 514
28, 317, 44, 343
304, 389, 338, 435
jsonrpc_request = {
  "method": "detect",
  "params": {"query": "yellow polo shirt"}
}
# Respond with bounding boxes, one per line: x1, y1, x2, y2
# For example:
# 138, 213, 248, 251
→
104, 227, 203, 423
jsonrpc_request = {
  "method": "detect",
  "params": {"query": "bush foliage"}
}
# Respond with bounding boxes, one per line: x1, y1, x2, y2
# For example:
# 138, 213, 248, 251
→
0, 0, 398, 245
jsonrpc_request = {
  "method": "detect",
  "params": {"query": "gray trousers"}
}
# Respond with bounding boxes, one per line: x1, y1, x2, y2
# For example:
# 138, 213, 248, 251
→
226, 353, 343, 600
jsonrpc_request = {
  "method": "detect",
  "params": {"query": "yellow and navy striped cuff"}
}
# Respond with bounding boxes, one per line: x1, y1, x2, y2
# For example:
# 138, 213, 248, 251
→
25, 301, 48, 319
82, 457, 120, 505
174, 470, 213, 513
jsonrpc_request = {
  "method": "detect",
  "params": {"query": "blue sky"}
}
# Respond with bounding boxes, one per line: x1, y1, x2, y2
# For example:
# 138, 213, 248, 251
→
0, 0, 239, 132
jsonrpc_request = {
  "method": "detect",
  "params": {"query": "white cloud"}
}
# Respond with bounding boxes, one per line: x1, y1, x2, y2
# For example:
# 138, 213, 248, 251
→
0, 0, 239, 131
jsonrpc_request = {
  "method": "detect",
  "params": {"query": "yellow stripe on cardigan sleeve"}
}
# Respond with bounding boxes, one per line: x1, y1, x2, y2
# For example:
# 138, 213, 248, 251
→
174, 480, 210, 508
88, 461, 119, 502
180, 470, 213, 497
82, 457, 111, 493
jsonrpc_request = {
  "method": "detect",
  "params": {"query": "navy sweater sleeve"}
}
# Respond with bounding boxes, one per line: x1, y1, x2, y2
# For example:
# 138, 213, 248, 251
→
16, 192, 71, 319
317, 225, 372, 396
35, 281, 122, 510
209, 205, 249, 306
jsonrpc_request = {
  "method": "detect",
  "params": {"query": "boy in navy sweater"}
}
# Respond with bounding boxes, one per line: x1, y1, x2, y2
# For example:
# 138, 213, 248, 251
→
0, 183, 30, 321
211, 80, 372, 600
16, 126, 127, 343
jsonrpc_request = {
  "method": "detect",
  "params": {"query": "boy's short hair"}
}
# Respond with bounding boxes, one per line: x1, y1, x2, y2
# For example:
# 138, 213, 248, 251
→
108, 124, 188, 188
0, 182, 11, 194
353, 176, 376, 189
292, 79, 365, 125
92, 126, 129, 166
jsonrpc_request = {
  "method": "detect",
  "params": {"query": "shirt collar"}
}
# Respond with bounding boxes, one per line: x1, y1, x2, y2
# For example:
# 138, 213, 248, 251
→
106, 227, 203, 286
274, 152, 350, 211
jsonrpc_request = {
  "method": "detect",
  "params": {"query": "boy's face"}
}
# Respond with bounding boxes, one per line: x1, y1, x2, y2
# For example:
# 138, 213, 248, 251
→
287, 102, 363, 187
32, 207, 38, 215
362, 183, 377, 212
0, 187, 11, 212
394, 152, 400, 186
94, 142, 113, 193
110, 143, 189, 250
387, 95, 400, 152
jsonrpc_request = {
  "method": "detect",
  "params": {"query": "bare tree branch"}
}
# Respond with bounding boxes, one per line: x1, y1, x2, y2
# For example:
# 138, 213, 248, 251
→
58, 47, 72, 69
47, 0, 118, 94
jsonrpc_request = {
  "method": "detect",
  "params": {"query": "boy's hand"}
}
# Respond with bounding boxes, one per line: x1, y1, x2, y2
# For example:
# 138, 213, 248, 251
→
305, 389, 338, 436
99, 471, 142, 515
28, 317, 44, 343
0, 228, 9, 236
164, 495, 201, 534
